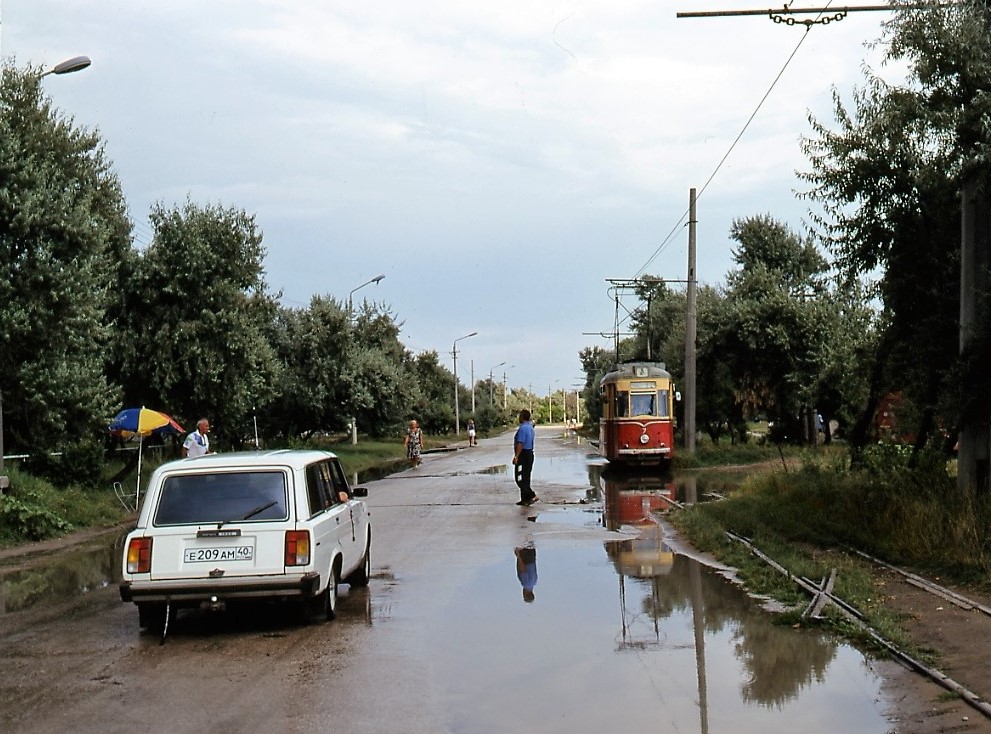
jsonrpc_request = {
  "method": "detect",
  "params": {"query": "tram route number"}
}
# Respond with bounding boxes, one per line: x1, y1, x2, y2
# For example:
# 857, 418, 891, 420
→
183, 545, 253, 563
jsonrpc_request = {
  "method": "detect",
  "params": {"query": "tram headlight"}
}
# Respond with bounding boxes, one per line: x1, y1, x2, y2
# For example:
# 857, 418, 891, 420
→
639, 433, 650, 445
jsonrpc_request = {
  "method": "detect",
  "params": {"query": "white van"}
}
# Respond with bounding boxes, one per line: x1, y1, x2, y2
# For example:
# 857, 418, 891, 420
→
119, 449, 371, 632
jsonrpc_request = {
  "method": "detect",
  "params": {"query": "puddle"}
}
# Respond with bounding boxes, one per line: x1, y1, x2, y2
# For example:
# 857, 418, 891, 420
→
530, 506, 605, 529
429, 539, 892, 734
0, 530, 125, 614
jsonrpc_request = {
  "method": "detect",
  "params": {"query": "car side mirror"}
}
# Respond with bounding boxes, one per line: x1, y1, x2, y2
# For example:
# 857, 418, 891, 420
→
352, 486, 368, 498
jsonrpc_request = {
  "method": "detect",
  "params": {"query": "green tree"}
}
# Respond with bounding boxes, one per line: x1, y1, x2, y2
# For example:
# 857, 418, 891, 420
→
708, 215, 832, 442
578, 345, 615, 427
799, 2, 991, 457
349, 304, 416, 437
112, 200, 280, 447
410, 350, 456, 434
267, 296, 352, 440
0, 63, 130, 453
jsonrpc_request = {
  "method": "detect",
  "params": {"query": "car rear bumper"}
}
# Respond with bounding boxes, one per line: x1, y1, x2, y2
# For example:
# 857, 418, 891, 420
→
120, 572, 321, 604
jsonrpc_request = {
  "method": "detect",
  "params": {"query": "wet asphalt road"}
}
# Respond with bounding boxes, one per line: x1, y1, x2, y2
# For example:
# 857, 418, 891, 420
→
0, 427, 957, 733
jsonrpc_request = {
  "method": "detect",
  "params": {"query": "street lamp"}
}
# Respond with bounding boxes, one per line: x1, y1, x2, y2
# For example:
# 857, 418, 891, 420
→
348, 274, 385, 317
452, 332, 477, 435
39, 55, 92, 78
489, 362, 505, 405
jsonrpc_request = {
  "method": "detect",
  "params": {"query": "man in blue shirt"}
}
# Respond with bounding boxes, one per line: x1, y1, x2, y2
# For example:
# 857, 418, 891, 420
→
512, 409, 537, 506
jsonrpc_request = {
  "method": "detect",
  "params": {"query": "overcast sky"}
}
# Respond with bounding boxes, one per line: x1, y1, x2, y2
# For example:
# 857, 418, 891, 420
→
5, 1, 894, 399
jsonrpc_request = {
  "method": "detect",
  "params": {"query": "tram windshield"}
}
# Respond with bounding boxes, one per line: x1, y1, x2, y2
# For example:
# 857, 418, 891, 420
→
627, 389, 670, 418
630, 393, 656, 417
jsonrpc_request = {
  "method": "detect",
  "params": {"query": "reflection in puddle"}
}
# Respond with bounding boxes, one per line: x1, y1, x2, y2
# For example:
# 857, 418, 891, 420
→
433, 537, 889, 734
0, 531, 125, 614
531, 507, 603, 528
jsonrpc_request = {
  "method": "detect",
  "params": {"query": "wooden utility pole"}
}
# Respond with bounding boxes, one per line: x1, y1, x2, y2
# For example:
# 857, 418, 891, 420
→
684, 188, 698, 453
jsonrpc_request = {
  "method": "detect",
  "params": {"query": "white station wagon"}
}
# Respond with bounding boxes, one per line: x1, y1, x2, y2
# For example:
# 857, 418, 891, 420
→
119, 449, 371, 633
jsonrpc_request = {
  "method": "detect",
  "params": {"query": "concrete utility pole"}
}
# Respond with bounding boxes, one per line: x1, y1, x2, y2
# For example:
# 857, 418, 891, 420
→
958, 181, 991, 494
683, 188, 698, 453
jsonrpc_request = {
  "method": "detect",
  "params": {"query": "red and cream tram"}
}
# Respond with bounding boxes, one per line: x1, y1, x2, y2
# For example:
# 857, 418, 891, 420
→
599, 362, 675, 467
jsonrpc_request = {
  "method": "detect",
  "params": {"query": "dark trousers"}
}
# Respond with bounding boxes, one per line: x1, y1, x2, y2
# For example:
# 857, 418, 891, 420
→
515, 449, 535, 501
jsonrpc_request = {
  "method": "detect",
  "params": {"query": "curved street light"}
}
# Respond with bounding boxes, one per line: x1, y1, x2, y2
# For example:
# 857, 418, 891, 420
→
452, 332, 477, 435
348, 274, 385, 317
40, 55, 92, 78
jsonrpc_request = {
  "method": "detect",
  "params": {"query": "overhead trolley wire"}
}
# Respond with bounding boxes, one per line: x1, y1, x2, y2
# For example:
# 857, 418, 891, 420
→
632, 4, 833, 279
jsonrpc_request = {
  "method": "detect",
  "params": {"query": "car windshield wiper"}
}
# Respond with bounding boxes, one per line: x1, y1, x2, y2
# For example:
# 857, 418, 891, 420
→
219, 500, 277, 528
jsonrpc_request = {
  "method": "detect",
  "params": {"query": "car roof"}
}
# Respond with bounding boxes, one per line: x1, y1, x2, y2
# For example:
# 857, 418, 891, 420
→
169, 449, 339, 471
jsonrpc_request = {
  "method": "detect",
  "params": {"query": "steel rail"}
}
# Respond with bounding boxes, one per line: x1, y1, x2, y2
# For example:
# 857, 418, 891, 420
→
850, 548, 991, 617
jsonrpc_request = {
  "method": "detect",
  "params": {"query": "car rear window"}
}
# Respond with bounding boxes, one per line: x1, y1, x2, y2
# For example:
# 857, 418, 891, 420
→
153, 470, 290, 526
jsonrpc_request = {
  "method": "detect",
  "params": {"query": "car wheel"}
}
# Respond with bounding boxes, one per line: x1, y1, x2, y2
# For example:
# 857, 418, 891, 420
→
326, 563, 340, 621
137, 602, 166, 633
345, 534, 371, 588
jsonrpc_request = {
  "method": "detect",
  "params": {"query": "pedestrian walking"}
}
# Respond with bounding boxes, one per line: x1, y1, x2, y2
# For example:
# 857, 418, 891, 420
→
467, 418, 477, 447
512, 409, 536, 505
404, 419, 423, 468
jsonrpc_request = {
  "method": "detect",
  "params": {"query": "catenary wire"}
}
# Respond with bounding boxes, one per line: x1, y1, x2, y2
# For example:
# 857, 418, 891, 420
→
632, 7, 829, 280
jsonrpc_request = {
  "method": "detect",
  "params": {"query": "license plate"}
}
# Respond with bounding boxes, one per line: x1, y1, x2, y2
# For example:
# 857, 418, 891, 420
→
183, 545, 253, 563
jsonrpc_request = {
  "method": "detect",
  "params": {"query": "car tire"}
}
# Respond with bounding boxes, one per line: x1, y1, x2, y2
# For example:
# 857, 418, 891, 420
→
137, 602, 166, 633
326, 562, 340, 621
345, 533, 371, 588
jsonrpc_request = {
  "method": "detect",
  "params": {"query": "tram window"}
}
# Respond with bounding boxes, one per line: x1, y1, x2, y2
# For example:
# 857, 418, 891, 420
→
615, 391, 630, 417
658, 390, 669, 418
630, 393, 656, 417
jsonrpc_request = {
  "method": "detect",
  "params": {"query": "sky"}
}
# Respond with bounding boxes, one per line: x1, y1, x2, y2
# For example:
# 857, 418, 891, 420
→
4, 1, 896, 397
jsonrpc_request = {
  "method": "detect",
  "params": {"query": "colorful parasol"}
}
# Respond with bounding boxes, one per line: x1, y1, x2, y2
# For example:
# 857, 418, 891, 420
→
108, 407, 184, 506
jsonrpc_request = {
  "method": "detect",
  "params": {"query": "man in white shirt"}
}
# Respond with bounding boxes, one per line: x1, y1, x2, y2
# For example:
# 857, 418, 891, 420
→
182, 418, 211, 458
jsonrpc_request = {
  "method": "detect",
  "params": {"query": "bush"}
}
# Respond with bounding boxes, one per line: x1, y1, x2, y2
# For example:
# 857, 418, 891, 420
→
0, 494, 70, 541
23, 439, 105, 489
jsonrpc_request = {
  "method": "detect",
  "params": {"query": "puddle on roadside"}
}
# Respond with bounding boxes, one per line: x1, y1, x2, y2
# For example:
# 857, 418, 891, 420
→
530, 506, 605, 529
429, 536, 893, 734
0, 530, 126, 615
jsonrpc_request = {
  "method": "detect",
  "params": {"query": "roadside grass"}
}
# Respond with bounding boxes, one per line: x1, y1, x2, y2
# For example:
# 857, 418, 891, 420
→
669, 444, 991, 659
0, 464, 126, 547
672, 437, 801, 470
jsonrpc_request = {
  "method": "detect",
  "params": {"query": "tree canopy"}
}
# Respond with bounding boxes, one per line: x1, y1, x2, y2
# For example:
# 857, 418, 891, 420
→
0, 63, 130, 452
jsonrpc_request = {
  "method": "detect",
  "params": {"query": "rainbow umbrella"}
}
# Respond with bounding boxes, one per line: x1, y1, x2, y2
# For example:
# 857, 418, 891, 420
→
108, 407, 185, 505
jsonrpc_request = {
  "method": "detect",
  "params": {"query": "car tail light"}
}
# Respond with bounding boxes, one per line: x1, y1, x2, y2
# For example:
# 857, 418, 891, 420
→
126, 537, 153, 574
285, 530, 310, 566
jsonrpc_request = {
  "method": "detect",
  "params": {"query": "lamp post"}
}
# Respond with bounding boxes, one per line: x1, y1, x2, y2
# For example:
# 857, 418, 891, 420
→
39, 55, 92, 78
489, 362, 505, 405
452, 332, 477, 435
503, 365, 515, 409
348, 274, 385, 318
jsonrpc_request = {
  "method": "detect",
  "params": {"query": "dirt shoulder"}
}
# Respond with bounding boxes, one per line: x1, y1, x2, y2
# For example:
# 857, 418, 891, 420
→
861, 564, 991, 733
